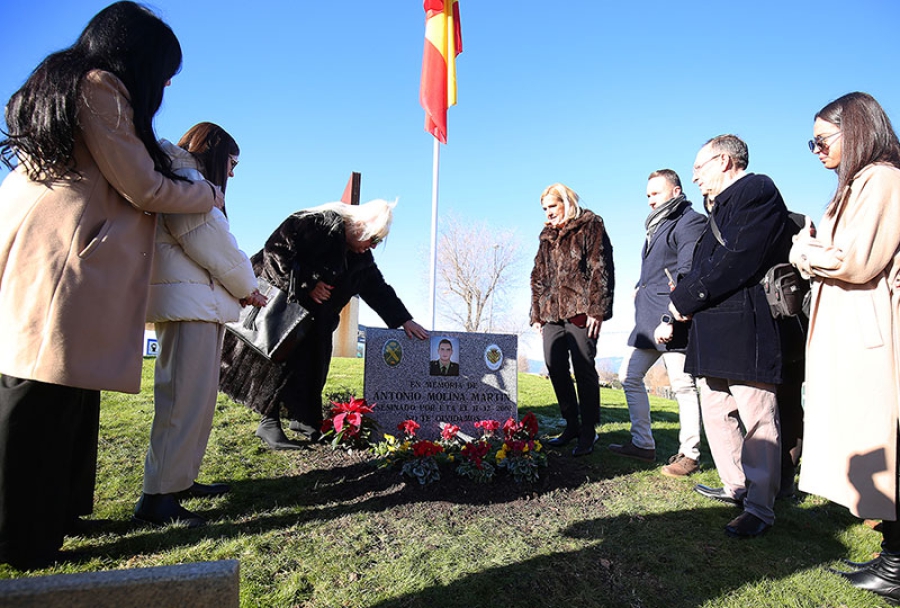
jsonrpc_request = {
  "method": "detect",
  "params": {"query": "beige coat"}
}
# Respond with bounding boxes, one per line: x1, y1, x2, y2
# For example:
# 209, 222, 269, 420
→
790, 163, 900, 520
0, 70, 220, 393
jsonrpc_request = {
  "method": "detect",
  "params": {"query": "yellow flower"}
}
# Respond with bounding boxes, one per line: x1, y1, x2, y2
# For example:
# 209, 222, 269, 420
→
535, 440, 543, 452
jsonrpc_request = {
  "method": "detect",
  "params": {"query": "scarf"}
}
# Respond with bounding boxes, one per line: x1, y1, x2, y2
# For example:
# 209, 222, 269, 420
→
644, 194, 686, 243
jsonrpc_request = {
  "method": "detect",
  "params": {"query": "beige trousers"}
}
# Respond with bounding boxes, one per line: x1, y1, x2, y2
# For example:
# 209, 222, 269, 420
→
698, 376, 781, 525
143, 321, 224, 494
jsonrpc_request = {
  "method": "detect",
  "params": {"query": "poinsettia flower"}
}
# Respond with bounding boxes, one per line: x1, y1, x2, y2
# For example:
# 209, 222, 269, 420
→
329, 397, 374, 416
333, 411, 364, 435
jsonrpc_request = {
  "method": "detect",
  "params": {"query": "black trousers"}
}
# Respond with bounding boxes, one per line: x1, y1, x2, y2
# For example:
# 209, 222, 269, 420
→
282, 321, 334, 427
776, 358, 804, 482
542, 320, 600, 430
0, 377, 100, 567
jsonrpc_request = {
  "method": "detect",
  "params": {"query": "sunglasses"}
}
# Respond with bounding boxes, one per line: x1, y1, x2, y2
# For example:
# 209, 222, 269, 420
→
370, 235, 383, 246
229, 157, 239, 170
808, 132, 841, 153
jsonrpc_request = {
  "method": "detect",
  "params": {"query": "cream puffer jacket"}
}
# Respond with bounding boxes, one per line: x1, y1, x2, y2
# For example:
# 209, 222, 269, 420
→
145, 140, 257, 324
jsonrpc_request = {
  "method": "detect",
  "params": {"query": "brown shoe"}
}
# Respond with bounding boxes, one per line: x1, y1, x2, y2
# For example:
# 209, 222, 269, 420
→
607, 440, 655, 462
661, 453, 699, 477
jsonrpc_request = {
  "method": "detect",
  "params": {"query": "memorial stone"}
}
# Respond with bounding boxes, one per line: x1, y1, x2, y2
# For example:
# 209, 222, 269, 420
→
364, 329, 517, 440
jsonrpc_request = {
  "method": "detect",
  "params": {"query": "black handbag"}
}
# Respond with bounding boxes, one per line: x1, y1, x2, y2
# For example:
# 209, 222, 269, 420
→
225, 276, 313, 362
708, 212, 809, 319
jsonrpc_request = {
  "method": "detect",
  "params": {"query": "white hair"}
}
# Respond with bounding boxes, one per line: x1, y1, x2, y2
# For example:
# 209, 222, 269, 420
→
302, 198, 397, 242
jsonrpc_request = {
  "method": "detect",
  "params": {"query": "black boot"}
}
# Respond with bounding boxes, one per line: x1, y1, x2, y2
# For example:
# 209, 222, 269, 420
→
546, 419, 580, 447
133, 493, 205, 528
256, 416, 303, 450
572, 427, 599, 457
836, 553, 900, 602
839, 555, 880, 569
288, 419, 323, 442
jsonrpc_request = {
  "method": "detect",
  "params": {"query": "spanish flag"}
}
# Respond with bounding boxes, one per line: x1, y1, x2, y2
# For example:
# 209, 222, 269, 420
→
420, 0, 462, 144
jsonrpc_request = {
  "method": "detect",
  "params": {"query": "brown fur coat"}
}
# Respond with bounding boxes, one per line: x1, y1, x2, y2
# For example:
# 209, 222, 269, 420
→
530, 209, 615, 324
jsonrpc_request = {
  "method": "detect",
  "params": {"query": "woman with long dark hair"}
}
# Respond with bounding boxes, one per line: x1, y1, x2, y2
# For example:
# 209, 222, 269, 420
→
790, 92, 900, 602
137, 123, 264, 527
0, 3, 222, 568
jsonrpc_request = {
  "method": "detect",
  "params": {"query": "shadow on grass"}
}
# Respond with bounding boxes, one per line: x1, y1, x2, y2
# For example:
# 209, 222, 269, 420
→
362, 504, 857, 608
81, 449, 614, 560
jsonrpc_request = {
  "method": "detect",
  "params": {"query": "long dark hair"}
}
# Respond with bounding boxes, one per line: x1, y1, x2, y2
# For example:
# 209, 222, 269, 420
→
177, 123, 239, 193
816, 92, 900, 217
0, 2, 183, 181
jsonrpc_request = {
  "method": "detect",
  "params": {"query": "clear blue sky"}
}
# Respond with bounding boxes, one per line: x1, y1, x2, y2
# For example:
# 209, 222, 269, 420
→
4, 1, 900, 363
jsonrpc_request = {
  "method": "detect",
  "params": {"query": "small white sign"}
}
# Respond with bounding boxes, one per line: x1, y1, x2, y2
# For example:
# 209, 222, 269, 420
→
144, 330, 159, 357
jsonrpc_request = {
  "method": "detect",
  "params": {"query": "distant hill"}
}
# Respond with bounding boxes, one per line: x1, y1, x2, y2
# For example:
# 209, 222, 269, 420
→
526, 357, 622, 376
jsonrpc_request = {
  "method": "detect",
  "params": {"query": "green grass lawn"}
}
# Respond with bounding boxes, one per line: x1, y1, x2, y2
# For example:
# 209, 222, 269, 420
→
0, 357, 890, 607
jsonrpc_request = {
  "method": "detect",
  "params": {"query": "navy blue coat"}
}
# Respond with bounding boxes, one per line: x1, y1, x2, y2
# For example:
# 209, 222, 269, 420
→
628, 197, 706, 351
669, 174, 792, 384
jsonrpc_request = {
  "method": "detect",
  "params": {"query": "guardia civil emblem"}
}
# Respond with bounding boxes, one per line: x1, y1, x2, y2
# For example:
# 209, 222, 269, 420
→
382, 339, 402, 367
484, 344, 503, 371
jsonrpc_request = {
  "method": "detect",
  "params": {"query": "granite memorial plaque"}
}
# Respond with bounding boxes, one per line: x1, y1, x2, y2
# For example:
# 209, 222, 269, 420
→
364, 329, 517, 440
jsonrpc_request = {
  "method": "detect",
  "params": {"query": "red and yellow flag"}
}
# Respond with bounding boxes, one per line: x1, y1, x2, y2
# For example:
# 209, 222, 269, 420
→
420, 0, 462, 144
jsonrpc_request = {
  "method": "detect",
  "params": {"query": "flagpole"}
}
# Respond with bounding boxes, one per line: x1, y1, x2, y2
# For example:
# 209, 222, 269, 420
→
428, 137, 440, 331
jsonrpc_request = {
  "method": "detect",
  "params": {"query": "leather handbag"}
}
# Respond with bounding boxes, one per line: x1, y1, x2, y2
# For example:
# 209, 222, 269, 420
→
708, 212, 809, 319
225, 276, 313, 362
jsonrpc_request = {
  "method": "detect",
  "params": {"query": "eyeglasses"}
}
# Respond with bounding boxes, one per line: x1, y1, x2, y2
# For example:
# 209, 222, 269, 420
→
692, 154, 722, 174
808, 132, 841, 153
229, 157, 239, 170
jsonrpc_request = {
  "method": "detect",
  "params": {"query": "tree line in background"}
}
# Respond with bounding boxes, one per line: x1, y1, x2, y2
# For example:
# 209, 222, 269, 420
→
433, 212, 673, 394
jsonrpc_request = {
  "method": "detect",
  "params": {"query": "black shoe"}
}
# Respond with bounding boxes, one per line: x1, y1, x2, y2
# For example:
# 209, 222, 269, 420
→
64, 516, 110, 536
693, 484, 743, 507
288, 419, 323, 442
256, 417, 303, 450
546, 424, 580, 448
838, 555, 881, 570
572, 431, 598, 457
834, 553, 900, 602
177, 482, 231, 499
725, 511, 771, 539
133, 493, 206, 528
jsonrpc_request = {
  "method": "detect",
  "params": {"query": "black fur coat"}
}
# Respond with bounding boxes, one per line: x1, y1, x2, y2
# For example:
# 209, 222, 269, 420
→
219, 211, 412, 417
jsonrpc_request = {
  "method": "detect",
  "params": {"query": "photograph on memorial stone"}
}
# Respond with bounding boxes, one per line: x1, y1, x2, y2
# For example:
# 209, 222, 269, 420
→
429, 336, 460, 376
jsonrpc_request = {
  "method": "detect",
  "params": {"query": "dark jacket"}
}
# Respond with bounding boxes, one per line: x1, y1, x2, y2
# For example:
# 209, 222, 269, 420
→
628, 197, 706, 351
219, 210, 412, 416
530, 209, 615, 325
669, 174, 792, 384
429, 360, 460, 376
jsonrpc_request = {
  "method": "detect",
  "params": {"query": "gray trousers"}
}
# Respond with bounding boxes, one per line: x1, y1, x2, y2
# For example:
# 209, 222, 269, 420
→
698, 376, 781, 525
143, 321, 224, 495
